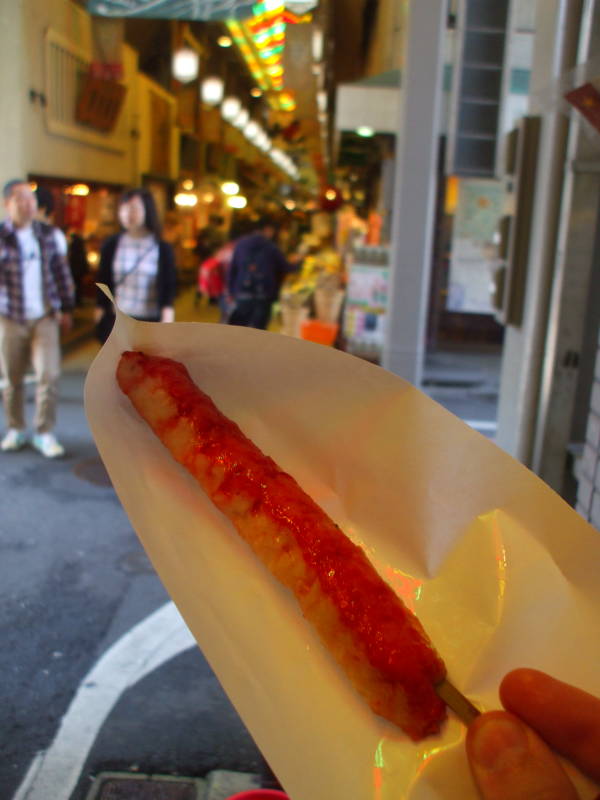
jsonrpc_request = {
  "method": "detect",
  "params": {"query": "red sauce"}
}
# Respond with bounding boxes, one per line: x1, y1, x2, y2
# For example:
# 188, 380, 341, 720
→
121, 352, 446, 726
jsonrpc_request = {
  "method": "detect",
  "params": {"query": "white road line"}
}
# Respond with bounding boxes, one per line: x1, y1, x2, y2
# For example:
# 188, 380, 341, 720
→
13, 602, 195, 800
464, 420, 497, 432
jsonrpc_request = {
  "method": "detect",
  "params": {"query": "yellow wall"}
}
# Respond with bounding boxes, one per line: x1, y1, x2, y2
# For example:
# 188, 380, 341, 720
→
1, 0, 180, 189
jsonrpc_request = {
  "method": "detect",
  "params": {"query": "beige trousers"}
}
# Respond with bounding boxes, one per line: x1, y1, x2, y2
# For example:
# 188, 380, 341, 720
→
0, 314, 61, 432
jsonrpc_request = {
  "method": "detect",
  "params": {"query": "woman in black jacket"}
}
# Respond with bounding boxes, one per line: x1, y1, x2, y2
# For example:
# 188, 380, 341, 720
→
95, 187, 177, 342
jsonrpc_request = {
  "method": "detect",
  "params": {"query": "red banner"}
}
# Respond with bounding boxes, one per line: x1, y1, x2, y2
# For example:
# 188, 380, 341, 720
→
64, 196, 87, 232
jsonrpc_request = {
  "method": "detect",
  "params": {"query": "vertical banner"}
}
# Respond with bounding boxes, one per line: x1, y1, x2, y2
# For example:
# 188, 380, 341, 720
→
90, 17, 124, 80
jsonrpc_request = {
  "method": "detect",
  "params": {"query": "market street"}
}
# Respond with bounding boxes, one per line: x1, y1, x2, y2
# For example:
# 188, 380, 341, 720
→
0, 294, 499, 800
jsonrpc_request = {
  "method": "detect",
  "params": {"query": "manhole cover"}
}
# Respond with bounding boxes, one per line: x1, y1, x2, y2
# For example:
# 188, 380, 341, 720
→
73, 457, 112, 487
88, 773, 201, 800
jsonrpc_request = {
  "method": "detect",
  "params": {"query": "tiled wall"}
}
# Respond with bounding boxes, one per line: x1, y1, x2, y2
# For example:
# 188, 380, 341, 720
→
576, 331, 600, 529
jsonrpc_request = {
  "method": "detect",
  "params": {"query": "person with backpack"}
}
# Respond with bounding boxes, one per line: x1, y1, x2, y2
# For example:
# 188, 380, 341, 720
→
226, 215, 297, 329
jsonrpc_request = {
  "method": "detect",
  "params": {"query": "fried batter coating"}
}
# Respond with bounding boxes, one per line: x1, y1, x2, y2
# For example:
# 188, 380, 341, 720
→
117, 350, 447, 740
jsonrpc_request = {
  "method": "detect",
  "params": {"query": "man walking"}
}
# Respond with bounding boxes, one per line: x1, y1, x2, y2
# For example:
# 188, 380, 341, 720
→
227, 215, 296, 329
0, 180, 75, 457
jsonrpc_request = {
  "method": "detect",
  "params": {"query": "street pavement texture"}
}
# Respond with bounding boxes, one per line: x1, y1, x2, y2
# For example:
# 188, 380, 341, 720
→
0, 340, 270, 800
0, 295, 499, 800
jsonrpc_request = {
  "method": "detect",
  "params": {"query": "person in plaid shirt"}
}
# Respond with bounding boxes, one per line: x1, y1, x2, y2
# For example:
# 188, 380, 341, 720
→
0, 180, 75, 458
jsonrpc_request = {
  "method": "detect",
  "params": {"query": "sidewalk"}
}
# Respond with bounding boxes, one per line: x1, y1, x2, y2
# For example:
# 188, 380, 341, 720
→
422, 348, 501, 439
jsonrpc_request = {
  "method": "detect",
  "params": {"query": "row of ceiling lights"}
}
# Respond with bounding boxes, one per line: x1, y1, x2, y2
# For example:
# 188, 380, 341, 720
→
220, 96, 298, 179
171, 50, 299, 181
175, 179, 249, 210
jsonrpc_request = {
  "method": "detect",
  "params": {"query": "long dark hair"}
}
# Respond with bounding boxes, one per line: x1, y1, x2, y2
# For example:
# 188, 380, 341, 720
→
119, 188, 162, 240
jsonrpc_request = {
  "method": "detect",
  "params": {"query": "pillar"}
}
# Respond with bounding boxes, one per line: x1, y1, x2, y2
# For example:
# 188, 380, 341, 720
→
381, 0, 447, 385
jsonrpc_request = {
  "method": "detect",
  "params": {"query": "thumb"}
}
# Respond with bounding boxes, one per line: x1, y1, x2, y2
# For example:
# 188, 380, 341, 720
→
466, 711, 579, 800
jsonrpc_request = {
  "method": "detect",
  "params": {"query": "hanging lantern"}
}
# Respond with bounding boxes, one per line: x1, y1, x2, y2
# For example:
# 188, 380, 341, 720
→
201, 76, 225, 106
227, 195, 248, 209
221, 96, 242, 121
172, 47, 199, 83
232, 108, 250, 129
221, 181, 240, 196
174, 192, 198, 208
244, 120, 260, 142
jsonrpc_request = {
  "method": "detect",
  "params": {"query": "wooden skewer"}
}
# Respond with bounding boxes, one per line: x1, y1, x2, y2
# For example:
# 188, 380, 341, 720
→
436, 678, 481, 726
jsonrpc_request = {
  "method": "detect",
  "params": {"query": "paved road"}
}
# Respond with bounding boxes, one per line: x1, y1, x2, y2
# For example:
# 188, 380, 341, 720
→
1, 339, 269, 800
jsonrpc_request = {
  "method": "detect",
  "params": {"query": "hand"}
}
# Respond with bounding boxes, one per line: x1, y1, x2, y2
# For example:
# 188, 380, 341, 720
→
466, 669, 600, 799
57, 311, 72, 334
160, 306, 175, 323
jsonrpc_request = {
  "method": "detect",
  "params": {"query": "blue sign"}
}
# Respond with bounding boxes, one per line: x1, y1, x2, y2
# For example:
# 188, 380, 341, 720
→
87, 0, 256, 20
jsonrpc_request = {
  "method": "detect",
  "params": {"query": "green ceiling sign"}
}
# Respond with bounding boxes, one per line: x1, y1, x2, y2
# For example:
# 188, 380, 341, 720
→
87, 0, 256, 20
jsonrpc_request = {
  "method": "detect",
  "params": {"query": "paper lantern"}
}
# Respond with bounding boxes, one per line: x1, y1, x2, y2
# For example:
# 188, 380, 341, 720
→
172, 47, 199, 83
221, 96, 242, 121
201, 76, 225, 106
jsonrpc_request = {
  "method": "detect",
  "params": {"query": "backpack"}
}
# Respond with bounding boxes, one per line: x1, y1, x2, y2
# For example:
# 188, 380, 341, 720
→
237, 241, 273, 299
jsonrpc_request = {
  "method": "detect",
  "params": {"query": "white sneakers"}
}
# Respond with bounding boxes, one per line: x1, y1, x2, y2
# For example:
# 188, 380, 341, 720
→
1, 428, 65, 458
1, 428, 27, 451
32, 432, 65, 458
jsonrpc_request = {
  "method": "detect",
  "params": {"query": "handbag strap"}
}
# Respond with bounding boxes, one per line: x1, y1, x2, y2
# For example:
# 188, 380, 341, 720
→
114, 240, 156, 288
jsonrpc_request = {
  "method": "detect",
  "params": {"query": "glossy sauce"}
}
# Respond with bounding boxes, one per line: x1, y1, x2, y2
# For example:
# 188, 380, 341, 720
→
121, 352, 446, 726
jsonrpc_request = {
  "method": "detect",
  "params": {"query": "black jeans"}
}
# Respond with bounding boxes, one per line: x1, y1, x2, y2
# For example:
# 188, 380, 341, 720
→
227, 298, 272, 330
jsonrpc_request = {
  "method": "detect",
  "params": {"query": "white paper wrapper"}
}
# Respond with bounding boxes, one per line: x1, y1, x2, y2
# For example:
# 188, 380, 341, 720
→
85, 302, 600, 800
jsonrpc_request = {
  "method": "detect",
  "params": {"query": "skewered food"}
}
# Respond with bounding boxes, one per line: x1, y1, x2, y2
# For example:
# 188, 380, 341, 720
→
117, 350, 447, 740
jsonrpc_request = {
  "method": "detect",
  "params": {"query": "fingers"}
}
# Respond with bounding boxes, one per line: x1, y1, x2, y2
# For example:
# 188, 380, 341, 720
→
500, 669, 600, 783
466, 710, 579, 800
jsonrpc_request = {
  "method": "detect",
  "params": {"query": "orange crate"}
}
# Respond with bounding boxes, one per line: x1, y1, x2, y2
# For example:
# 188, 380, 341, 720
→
300, 319, 339, 345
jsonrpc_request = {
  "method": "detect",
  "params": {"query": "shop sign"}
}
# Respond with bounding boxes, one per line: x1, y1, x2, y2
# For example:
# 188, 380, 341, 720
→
75, 73, 127, 133
447, 178, 504, 315
342, 248, 390, 360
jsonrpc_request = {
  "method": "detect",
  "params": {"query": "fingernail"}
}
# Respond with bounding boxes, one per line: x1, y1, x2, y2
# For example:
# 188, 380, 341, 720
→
470, 714, 529, 772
